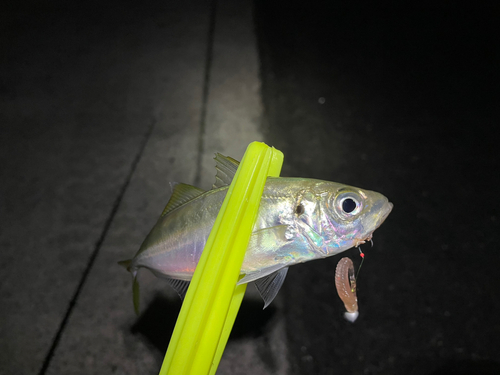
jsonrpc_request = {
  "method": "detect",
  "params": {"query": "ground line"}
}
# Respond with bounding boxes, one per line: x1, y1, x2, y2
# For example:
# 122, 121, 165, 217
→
37, 118, 156, 375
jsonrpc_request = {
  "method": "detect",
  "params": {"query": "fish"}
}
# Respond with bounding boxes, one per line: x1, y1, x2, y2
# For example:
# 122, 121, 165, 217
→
119, 154, 393, 314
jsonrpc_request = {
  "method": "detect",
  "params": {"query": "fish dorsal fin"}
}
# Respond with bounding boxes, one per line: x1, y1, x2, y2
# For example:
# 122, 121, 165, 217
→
161, 182, 205, 217
254, 267, 289, 309
213, 153, 240, 189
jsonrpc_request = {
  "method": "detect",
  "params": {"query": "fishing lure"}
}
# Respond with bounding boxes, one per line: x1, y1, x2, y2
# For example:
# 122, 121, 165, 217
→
335, 257, 359, 322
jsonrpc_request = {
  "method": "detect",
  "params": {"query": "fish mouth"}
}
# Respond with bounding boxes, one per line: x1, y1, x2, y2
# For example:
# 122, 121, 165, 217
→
377, 201, 393, 226
354, 200, 393, 247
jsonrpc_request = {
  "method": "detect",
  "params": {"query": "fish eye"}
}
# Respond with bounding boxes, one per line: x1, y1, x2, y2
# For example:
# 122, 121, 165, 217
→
334, 190, 363, 218
342, 198, 357, 213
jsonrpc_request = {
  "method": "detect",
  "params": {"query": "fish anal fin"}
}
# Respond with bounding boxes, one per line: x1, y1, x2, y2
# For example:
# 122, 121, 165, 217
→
149, 269, 191, 300
254, 267, 289, 309
161, 183, 205, 217
164, 278, 191, 300
213, 153, 240, 189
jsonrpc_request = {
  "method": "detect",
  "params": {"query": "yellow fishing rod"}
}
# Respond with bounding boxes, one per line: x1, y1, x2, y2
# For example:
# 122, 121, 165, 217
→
159, 142, 283, 375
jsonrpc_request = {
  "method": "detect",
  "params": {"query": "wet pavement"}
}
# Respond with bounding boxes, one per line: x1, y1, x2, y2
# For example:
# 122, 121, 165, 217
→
1, 1, 499, 375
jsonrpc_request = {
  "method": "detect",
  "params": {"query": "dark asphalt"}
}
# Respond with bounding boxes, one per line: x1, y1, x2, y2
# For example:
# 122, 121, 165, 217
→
254, 2, 499, 375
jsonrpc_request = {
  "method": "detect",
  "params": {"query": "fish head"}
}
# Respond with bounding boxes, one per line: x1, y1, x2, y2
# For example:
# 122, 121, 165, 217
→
294, 181, 393, 255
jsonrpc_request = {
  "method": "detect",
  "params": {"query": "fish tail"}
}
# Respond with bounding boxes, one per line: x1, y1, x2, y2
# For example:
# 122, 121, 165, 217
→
118, 259, 132, 271
133, 275, 140, 315
118, 259, 140, 315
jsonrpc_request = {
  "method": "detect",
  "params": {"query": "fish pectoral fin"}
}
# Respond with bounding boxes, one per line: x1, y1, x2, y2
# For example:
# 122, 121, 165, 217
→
164, 278, 191, 300
247, 224, 290, 253
237, 225, 292, 285
161, 183, 205, 217
213, 153, 240, 188
254, 267, 289, 309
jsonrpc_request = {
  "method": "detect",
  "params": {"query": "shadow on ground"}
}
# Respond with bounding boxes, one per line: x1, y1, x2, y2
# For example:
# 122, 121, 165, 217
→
131, 294, 277, 354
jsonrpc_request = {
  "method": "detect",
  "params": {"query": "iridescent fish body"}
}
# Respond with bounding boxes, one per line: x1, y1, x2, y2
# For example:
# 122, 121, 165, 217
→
120, 154, 393, 313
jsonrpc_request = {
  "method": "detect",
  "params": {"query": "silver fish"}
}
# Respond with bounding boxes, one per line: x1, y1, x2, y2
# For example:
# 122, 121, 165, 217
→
120, 154, 393, 313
